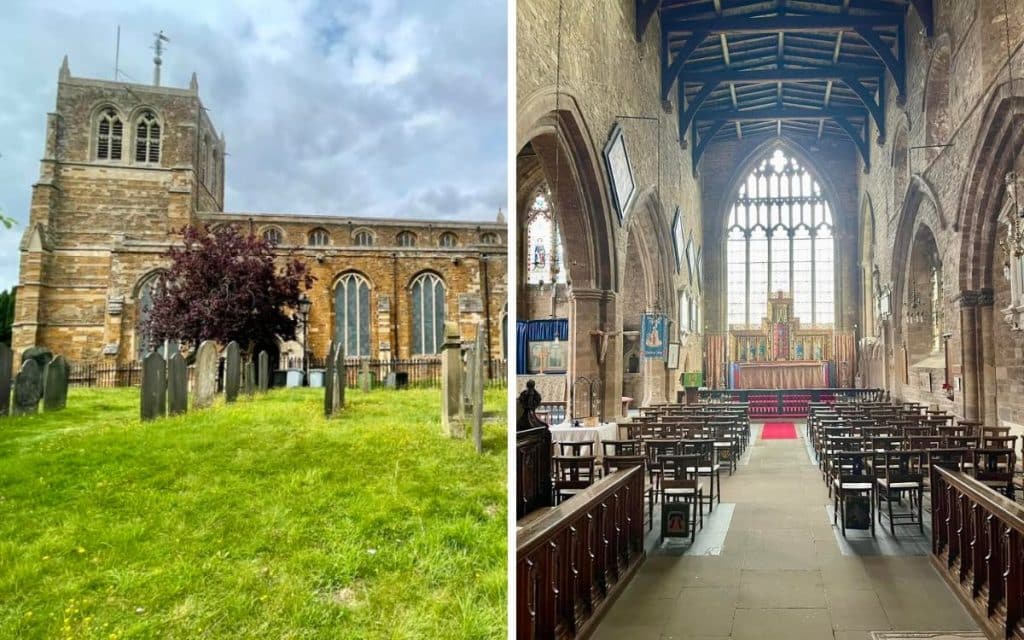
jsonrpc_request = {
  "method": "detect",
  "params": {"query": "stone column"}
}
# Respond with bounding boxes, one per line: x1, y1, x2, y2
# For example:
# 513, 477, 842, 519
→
978, 289, 998, 423
958, 291, 981, 420
570, 288, 620, 422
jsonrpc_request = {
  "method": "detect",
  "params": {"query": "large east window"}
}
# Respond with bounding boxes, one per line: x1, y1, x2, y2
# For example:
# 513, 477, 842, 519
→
727, 148, 834, 327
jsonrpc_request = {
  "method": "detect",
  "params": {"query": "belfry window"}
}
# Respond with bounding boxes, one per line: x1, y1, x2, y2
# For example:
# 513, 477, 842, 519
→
134, 110, 160, 163
525, 188, 567, 285
726, 148, 834, 327
97, 108, 123, 160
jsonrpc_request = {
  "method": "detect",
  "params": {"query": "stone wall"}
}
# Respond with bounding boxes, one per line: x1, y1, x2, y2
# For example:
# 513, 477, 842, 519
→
517, 0, 704, 411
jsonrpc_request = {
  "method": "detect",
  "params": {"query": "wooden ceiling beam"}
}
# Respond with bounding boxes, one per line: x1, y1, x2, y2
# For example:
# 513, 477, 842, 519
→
663, 13, 899, 34
681, 65, 883, 83
694, 106, 866, 121
636, 0, 663, 42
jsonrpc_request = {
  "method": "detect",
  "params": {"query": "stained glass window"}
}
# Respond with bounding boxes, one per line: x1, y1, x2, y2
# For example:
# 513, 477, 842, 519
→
726, 149, 834, 327
411, 272, 445, 355
525, 188, 567, 285
334, 273, 371, 357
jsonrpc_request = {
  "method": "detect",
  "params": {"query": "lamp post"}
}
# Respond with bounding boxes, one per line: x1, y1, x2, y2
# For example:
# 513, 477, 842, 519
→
297, 293, 312, 385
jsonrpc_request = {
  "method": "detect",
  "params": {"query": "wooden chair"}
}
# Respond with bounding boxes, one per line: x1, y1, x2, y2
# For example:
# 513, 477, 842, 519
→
876, 450, 925, 536
556, 441, 595, 457
659, 454, 704, 543
680, 439, 721, 513
971, 448, 1015, 499
832, 450, 876, 537
602, 439, 642, 457
645, 439, 680, 493
551, 456, 596, 505
603, 455, 653, 531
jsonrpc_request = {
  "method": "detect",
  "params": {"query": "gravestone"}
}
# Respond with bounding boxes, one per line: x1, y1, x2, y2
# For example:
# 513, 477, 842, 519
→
0, 343, 12, 417
12, 359, 43, 416
244, 360, 256, 396
257, 351, 269, 392
140, 351, 167, 421
167, 352, 188, 416
470, 325, 485, 453
358, 358, 371, 392
224, 341, 240, 403
193, 340, 218, 409
324, 341, 335, 417
440, 321, 463, 437
332, 339, 346, 415
42, 355, 69, 411
162, 339, 180, 361
21, 346, 53, 372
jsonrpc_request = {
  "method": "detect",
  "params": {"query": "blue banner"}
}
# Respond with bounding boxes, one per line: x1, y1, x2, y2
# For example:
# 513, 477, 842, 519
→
641, 314, 668, 359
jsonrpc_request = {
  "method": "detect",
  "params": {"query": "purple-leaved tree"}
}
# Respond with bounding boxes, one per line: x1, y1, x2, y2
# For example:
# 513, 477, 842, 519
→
141, 224, 314, 355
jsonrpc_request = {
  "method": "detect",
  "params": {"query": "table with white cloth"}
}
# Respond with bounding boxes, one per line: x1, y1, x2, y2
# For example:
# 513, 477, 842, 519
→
548, 422, 620, 458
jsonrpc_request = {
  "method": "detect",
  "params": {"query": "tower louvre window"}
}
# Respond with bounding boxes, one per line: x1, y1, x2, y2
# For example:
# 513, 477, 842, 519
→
97, 108, 123, 160
134, 110, 161, 163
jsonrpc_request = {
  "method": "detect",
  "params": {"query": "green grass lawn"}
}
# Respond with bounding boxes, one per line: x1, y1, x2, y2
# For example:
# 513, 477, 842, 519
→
0, 386, 507, 639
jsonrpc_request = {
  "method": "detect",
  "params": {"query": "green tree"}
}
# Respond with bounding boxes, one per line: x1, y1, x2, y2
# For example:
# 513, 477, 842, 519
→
0, 288, 15, 346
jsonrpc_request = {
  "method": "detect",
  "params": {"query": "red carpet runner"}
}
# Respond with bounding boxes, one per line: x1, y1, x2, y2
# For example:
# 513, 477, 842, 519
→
761, 422, 798, 439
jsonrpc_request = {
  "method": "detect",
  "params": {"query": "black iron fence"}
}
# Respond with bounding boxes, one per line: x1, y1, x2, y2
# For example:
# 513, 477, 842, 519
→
68, 358, 508, 390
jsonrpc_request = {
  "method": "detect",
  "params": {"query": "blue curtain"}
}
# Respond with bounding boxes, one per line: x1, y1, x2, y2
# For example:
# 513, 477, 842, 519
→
515, 319, 568, 374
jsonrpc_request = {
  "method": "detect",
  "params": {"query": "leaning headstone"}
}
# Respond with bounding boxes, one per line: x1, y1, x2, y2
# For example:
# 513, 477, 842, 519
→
440, 321, 463, 437
471, 325, 485, 453
167, 352, 188, 416
244, 359, 256, 396
0, 343, 13, 416
358, 358, 371, 392
324, 341, 336, 417
257, 351, 269, 392
21, 346, 53, 372
224, 341, 240, 403
12, 359, 43, 416
334, 339, 346, 412
140, 351, 167, 421
42, 355, 69, 411
193, 340, 218, 409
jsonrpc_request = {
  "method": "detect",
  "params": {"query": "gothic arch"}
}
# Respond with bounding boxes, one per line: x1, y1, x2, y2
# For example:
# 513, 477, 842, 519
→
957, 79, 1024, 291
859, 193, 877, 335
890, 184, 945, 336
891, 123, 911, 216
517, 87, 617, 291
622, 187, 676, 313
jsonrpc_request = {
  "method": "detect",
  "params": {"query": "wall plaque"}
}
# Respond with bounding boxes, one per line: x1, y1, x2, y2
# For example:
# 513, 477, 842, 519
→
459, 293, 484, 314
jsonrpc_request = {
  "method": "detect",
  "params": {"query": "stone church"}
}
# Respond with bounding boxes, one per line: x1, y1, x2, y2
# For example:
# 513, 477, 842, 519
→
12, 58, 507, 366
517, 1, 1024, 638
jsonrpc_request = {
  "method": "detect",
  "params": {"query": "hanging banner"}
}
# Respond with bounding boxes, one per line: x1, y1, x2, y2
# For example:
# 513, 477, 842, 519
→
641, 314, 668, 359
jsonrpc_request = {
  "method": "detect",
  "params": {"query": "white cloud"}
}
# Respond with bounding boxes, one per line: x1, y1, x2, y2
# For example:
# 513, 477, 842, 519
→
0, 0, 507, 291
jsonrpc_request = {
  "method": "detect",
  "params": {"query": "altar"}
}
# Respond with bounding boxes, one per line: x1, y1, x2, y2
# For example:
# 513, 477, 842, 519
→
733, 360, 829, 389
725, 292, 854, 389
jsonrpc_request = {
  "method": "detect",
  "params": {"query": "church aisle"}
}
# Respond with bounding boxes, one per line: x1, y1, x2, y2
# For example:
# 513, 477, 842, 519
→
591, 423, 979, 640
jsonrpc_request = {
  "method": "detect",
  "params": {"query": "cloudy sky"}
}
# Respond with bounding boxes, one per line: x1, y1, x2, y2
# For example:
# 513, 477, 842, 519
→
0, 0, 507, 291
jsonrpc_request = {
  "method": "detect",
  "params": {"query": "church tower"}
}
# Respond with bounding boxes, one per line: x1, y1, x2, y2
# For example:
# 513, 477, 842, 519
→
12, 57, 226, 362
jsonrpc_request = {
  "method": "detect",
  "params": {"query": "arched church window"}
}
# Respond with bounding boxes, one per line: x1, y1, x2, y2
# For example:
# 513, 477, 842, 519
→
96, 107, 123, 160
397, 231, 416, 247
410, 272, 446, 355
335, 272, 371, 358
262, 227, 283, 245
439, 232, 458, 247
136, 271, 165, 359
525, 188, 567, 285
726, 148, 834, 327
480, 232, 499, 245
354, 230, 374, 246
134, 110, 161, 163
309, 228, 329, 246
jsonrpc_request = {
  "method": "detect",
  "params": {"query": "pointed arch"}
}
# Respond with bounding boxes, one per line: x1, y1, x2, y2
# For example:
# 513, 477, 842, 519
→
333, 271, 372, 358
957, 79, 1024, 290
409, 271, 446, 355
